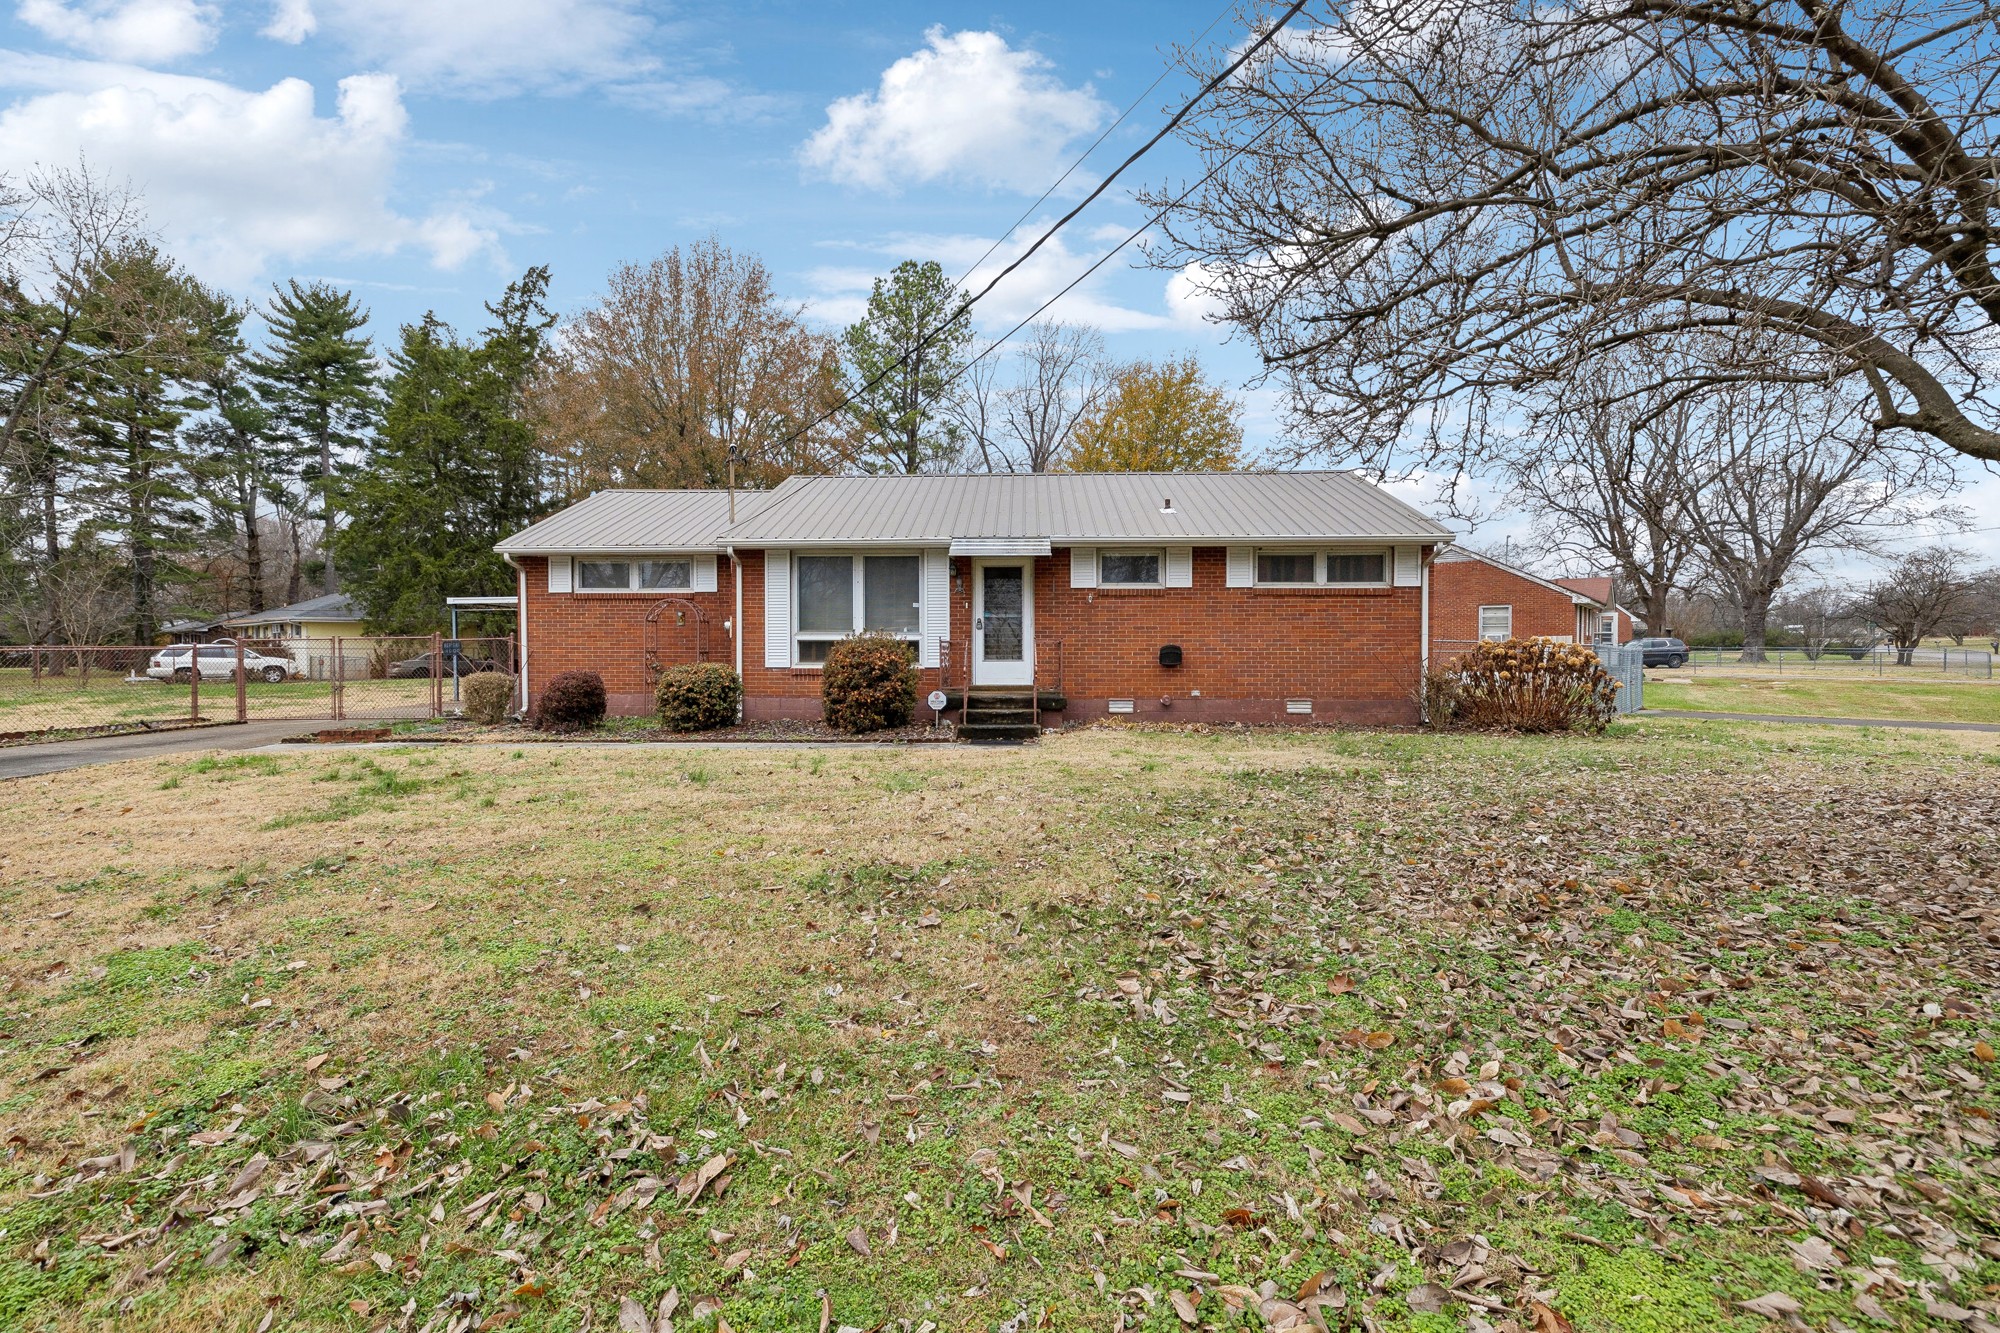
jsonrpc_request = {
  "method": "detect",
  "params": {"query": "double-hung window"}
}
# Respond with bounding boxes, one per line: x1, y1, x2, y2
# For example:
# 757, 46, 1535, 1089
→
1252, 548, 1390, 587
795, 554, 922, 664
1099, 549, 1163, 586
1478, 605, 1513, 641
577, 558, 694, 592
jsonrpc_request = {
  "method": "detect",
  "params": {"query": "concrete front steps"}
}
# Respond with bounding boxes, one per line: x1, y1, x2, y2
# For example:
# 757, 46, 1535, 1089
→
951, 688, 1063, 743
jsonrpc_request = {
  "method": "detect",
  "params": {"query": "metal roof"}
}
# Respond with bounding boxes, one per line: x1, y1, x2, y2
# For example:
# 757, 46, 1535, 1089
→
495, 490, 769, 554
493, 473, 1454, 554
718, 472, 1453, 545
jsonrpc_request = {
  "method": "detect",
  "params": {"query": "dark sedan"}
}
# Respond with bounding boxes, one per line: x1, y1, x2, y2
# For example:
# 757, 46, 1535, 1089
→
388, 650, 499, 679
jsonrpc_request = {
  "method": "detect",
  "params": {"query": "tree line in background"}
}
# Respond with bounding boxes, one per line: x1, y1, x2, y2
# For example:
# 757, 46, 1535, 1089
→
2, 174, 1245, 646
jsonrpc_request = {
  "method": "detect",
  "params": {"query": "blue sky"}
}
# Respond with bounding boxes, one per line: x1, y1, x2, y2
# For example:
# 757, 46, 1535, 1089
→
2, 0, 1993, 572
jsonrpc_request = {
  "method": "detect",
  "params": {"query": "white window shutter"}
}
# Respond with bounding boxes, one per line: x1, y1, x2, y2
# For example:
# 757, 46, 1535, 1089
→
763, 550, 790, 668
920, 548, 949, 669
692, 554, 718, 593
1070, 546, 1097, 588
547, 555, 572, 594
1393, 546, 1421, 587
1165, 547, 1193, 588
1225, 547, 1254, 588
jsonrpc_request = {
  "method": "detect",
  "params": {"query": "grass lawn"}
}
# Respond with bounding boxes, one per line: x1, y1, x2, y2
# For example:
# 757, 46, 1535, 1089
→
0, 670, 435, 735
1645, 674, 2000, 725
2, 722, 1997, 1332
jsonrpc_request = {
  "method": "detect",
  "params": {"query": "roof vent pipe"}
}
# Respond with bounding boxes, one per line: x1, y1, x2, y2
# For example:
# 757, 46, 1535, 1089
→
1160, 497, 1175, 513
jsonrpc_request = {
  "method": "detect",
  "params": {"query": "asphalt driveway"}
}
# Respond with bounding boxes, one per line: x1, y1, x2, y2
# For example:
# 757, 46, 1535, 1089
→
0, 721, 315, 780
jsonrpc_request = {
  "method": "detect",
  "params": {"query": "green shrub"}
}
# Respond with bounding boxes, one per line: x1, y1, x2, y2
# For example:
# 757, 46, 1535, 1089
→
534, 670, 607, 732
461, 672, 517, 726
1424, 638, 1619, 734
820, 634, 918, 734
655, 663, 741, 732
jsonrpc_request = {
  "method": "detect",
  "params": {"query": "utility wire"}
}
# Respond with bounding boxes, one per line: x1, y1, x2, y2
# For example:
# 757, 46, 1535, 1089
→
780, 0, 1312, 460
951, 0, 1239, 290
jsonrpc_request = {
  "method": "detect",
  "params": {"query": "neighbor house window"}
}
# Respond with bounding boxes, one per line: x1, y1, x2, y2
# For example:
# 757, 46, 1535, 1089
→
1478, 605, 1513, 641
1253, 548, 1390, 587
1598, 613, 1618, 641
1099, 550, 1163, 586
795, 553, 922, 664
577, 558, 696, 592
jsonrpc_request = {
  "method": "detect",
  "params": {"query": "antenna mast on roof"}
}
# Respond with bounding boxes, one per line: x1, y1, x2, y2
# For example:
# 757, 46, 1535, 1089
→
727, 446, 740, 524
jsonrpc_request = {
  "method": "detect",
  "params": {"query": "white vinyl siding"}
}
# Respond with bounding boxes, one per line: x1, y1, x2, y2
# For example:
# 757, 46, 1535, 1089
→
921, 548, 949, 668
1164, 547, 1193, 588
763, 550, 791, 668
1225, 547, 1254, 588
547, 555, 572, 593
1478, 605, 1513, 641
1070, 546, 1098, 588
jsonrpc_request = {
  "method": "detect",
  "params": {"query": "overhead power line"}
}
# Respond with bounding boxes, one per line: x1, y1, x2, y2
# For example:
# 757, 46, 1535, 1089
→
781, 0, 1314, 459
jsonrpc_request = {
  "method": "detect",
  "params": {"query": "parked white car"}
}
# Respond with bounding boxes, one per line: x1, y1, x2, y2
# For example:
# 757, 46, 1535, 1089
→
146, 643, 294, 684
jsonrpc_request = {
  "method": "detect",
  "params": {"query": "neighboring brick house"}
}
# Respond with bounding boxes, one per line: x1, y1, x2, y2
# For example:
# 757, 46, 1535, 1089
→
496, 472, 1454, 729
1430, 550, 1604, 657
1552, 577, 1642, 644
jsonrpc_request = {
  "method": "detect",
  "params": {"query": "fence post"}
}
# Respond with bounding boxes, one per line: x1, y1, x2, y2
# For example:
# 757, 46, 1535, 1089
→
333, 636, 345, 721
432, 632, 443, 718
235, 640, 248, 724
189, 646, 200, 723
29, 645, 39, 682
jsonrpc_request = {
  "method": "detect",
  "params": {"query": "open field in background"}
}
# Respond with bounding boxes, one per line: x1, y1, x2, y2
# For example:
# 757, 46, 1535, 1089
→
1645, 674, 2000, 725
2, 722, 1997, 1332
0, 670, 438, 737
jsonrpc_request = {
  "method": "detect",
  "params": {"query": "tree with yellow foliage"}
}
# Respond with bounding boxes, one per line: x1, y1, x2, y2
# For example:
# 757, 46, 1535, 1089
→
1063, 354, 1243, 472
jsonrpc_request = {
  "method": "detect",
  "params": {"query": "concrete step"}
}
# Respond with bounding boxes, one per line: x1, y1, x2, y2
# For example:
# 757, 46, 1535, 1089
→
958, 722, 1041, 742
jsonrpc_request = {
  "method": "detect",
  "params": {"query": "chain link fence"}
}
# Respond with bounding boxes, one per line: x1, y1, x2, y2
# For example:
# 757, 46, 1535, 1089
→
0, 635, 517, 745
1671, 646, 1993, 678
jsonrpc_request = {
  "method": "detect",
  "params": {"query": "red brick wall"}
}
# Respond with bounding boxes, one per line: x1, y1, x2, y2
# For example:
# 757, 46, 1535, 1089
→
1430, 557, 1583, 657
521, 545, 1430, 726
515, 556, 737, 716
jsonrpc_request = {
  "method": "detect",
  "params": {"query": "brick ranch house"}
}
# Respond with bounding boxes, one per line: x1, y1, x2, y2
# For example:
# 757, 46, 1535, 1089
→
1429, 548, 1637, 655
495, 471, 1456, 729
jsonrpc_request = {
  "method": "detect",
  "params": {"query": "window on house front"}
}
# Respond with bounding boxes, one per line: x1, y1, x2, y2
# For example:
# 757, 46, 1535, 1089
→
1598, 613, 1618, 641
1257, 550, 1317, 585
795, 554, 922, 664
1253, 548, 1390, 587
1478, 605, 1513, 641
578, 560, 630, 590
637, 559, 693, 590
1099, 550, 1163, 586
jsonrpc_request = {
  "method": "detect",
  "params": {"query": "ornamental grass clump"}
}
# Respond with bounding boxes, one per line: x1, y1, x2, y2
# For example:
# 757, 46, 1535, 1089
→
655, 663, 741, 732
820, 634, 918, 734
461, 672, 517, 726
1424, 638, 1620, 734
533, 669, 607, 732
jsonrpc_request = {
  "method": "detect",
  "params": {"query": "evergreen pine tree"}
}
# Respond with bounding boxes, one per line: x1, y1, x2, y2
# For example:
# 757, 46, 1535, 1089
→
840, 260, 970, 473
250, 281, 378, 595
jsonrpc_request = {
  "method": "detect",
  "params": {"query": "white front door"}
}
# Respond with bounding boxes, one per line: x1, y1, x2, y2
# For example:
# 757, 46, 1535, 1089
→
972, 560, 1033, 687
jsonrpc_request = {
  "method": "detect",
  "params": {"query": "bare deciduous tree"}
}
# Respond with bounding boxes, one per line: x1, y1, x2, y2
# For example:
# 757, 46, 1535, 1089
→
1848, 547, 1981, 663
1150, 0, 2000, 469
995, 321, 1110, 473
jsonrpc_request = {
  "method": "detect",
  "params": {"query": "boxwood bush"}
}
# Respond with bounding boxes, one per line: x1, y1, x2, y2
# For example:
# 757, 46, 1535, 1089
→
821, 634, 918, 734
462, 671, 517, 726
655, 663, 741, 732
534, 669, 607, 732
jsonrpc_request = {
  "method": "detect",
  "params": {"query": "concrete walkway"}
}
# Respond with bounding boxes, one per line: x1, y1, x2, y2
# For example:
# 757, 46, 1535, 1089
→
1642, 708, 2000, 734
0, 720, 318, 780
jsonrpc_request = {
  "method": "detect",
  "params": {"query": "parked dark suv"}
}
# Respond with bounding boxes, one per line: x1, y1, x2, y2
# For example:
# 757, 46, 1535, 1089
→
1636, 637, 1689, 668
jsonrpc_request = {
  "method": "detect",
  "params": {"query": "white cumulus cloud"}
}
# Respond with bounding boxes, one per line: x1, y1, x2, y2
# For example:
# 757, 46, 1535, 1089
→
801, 26, 1109, 193
16, 0, 217, 63
261, 0, 316, 43
0, 53, 503, 285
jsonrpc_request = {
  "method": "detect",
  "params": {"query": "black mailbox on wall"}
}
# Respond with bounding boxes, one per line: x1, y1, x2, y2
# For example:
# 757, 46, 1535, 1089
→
1158, 644, 1184, 668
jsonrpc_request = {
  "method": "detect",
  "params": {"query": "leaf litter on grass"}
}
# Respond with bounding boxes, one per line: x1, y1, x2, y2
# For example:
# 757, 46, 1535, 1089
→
1, 725, 1997, 1332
